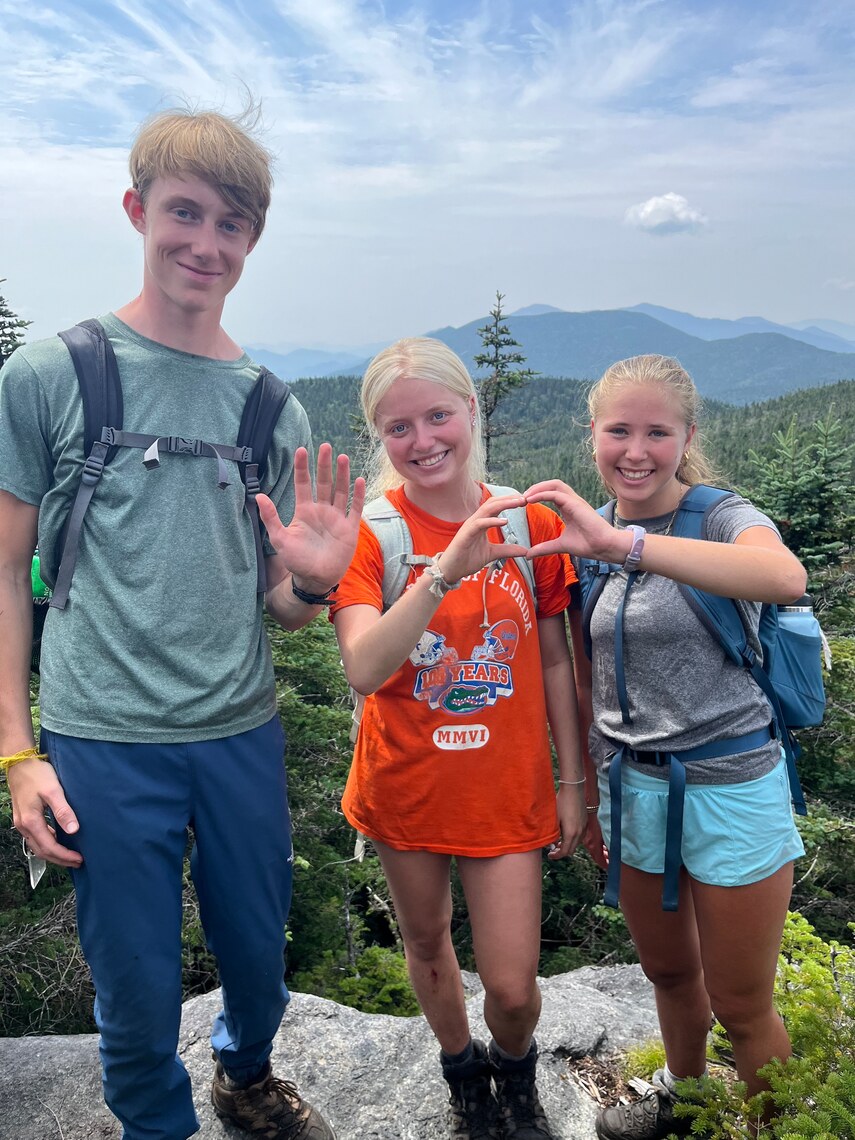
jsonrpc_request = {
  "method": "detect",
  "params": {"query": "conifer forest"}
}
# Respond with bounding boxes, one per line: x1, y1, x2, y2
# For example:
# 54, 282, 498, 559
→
2, 344, 854, 1138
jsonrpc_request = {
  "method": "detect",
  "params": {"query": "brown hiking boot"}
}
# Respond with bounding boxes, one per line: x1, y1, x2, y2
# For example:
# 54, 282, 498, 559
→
442, 1039, 504, 1139
211, 1059, 336, 1139
490, 1040, 557, 1140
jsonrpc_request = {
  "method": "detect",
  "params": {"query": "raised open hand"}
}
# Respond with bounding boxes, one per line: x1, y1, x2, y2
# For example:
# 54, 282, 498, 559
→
258, 443, 366, 596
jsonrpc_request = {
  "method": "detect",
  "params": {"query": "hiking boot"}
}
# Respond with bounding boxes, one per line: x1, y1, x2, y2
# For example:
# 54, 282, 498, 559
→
441, 1039, 504, 1139
595, 1070, 692, 1140
211, 1059, 336, 1140
490, 1040, 557, 1140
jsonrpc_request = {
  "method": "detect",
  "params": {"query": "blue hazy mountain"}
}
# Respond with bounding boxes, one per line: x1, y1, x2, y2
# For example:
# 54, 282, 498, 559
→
790, 317, 855, 343
247, 346, 368, 380
509, 303, 566, 318
623, 303, 855, 354
273, 305, 855, 404
425, 309, 855, 404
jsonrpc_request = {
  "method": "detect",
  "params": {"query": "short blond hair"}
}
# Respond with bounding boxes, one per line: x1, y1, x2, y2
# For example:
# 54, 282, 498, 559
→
129, 105, 273, 239
361, 337, 486, 497
588, 354, 721, 490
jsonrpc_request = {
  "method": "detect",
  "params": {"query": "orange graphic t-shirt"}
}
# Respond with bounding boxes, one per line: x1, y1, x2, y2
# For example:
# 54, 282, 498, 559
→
330, 485, 577, 857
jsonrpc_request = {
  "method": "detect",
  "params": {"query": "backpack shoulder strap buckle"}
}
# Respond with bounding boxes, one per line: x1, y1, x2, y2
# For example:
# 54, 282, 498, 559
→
81, 442, 108, 485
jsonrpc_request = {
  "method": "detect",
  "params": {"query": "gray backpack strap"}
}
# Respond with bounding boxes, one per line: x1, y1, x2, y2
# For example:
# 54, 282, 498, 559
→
350, 495, 415, 746
485, 484, 537, 610
362, 495, 427, 611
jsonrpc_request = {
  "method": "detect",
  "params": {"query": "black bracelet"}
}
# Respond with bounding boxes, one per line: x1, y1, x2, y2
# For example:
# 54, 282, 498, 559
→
291, 579, 339, 606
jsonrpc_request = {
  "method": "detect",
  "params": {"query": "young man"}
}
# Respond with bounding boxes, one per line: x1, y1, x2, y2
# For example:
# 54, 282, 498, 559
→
0, 107, 364, 1140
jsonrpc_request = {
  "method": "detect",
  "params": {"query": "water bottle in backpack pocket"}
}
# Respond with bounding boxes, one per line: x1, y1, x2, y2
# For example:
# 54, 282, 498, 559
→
769, 594, 831, 729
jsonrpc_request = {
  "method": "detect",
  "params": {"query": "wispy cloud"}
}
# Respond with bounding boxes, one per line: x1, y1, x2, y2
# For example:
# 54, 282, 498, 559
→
1, 0, 854, 343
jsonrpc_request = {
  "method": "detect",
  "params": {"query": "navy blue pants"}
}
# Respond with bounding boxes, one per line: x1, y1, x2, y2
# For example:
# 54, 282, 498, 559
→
43, 717, 293, 1140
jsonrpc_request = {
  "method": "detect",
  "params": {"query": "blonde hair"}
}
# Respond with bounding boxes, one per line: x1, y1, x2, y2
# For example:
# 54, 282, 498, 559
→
361, 337, 486, 498
588, 354, 721, 492
129, 104, 273, 239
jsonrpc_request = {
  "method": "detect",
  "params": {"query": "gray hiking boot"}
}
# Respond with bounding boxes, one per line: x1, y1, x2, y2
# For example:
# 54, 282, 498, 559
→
490, 1040, 557, 1140
442, 1039, 504, 1139
595, 1069, 693, 1140
211, 1058, 336, 1140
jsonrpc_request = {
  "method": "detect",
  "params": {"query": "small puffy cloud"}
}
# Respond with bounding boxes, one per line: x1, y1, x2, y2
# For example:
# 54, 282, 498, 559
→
824, 277, 855, 292
624, 192, 708, 236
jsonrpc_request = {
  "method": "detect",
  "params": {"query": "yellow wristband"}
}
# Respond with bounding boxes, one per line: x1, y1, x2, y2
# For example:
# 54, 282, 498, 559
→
0, 748, 48, 774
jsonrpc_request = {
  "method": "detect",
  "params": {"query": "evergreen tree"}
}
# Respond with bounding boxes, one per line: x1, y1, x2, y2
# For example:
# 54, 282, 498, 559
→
474, 292, 537, 472
0, 280, 31, 366
748, 412, 855, 589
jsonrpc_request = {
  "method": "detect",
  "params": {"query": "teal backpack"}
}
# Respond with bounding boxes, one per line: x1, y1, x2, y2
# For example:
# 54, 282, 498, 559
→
572, 483, 829, 911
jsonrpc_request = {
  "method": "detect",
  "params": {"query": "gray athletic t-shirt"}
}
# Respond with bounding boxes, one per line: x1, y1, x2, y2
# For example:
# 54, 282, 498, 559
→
587, 496, 783, 783
0, 314, 312, 743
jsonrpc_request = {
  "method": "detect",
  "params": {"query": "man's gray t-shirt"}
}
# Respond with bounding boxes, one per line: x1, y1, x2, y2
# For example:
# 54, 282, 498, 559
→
0, 314, 312, 743
587, 496, 783, 783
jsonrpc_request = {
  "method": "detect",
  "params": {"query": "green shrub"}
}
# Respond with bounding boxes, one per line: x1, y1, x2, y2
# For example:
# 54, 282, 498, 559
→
669, 915, 854, 1139
292, 944, 419, 1016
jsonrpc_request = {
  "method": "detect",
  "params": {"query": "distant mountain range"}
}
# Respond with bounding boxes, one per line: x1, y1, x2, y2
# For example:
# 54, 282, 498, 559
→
621, 304, 855, 354
246, 346, 368, 379
248, 303, 855, 404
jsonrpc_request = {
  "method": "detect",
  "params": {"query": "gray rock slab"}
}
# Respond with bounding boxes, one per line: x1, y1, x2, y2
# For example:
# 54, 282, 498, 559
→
0, 967, 661, 1140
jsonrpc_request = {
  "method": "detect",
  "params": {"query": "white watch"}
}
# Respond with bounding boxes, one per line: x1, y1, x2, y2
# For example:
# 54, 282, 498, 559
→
622, 525, 646, 572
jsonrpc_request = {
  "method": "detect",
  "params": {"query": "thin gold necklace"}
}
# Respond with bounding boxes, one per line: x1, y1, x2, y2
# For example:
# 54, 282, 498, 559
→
614, 486, 686, 536
615, 504, 679, 534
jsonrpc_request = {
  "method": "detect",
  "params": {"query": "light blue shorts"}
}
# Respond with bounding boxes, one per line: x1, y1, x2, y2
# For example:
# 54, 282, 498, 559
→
597, 755, 805, 887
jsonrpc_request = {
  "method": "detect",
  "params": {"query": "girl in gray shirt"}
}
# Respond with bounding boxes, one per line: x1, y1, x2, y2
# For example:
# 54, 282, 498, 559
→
526, 354, 806, 1140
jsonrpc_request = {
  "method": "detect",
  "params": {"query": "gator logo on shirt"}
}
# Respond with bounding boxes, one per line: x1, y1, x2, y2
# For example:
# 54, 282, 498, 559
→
414, 647, 515, 714
443, 684, 491, 713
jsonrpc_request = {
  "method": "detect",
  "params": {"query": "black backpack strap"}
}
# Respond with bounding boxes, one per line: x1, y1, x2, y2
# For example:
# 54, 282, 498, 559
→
50, 320, 123, 610
58, 319, 123, 461
236, 366, 291, 593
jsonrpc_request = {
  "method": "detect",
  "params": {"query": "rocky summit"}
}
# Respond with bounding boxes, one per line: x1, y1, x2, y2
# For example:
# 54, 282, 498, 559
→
0, 965, 660, 1140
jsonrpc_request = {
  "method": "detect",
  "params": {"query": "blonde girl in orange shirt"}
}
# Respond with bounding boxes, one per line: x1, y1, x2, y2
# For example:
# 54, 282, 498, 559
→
331, 337, 589, 1140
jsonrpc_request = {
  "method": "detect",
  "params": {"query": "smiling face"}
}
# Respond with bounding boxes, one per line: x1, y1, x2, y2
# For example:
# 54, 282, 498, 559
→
123, 174, 256, 320
374, 376, 476, 496
592, 382, 696, 518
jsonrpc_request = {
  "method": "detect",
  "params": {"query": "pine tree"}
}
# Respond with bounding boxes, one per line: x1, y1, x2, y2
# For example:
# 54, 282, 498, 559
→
474, 292, 537, 473
748, 412, 855, 590
0, 280, 31, 366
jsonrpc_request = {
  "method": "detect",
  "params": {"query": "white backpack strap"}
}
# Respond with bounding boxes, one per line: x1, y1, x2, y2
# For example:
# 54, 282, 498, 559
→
485, 484, 537, 610
351, 496, 420, 747
361, 495, 421, 611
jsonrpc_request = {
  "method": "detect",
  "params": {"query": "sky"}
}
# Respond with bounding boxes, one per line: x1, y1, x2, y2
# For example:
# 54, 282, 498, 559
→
1, 0, 854, 352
